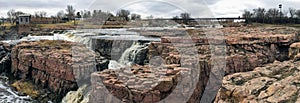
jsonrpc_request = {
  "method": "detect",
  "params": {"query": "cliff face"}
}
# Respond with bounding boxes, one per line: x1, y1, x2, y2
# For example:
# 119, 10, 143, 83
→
88, 27, 298, 103
214, 41, 300, 103
214, 60, 300, 103
11, 40, 96, 102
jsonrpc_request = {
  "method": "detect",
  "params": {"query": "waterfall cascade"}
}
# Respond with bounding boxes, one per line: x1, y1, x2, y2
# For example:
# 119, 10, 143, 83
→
119, 42, 147, 65
109, 41, 148, 69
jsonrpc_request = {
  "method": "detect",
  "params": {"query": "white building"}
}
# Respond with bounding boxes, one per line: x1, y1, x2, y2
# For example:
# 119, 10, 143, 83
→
18, 15, 31, 24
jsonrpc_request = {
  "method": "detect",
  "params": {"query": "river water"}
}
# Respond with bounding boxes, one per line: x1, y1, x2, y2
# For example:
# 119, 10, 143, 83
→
0, 75, 32, 103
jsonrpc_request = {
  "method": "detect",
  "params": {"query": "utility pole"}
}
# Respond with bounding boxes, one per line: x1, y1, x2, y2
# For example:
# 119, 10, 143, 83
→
279, 4, 282, 24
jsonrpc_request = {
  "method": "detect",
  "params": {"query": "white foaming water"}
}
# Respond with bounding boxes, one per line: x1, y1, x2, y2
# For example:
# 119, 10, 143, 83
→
108, 60, 127, 70
0, 76, 32, 102
108, 42, 147, 69
119, 42, 145, 65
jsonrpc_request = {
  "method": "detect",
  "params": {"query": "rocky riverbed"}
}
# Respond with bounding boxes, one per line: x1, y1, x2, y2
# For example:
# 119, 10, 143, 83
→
85, 26, 300, 103
0, 26, 299, 102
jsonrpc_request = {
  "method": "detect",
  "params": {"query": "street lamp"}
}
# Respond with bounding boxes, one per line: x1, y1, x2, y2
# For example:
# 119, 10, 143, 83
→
279, 4, 282, 24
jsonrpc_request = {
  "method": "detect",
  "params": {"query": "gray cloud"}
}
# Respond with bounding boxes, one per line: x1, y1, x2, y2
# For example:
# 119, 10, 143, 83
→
0, 0, 299, 18
0, 0, 65, 8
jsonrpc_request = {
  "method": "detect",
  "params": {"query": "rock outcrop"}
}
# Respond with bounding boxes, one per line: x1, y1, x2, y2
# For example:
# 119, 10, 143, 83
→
11, 40, 96, 102
90, 64, 185, 103
214, 60, 300, 103
86, 27, 299, 103
62, 85, 90, 103
214, 41, 300, 103
289, 42, 300, 61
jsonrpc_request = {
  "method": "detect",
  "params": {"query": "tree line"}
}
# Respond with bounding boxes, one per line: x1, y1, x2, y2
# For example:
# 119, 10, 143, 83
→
243, 7, 300, 24
4, 5, 142, 25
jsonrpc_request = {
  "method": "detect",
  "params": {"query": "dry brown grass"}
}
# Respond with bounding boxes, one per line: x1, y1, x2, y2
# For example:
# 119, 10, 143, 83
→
12, 81, 40, 98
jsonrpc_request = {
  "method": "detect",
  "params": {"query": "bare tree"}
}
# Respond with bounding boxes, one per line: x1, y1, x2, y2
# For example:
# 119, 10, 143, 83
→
66, 5, 76, 21
289, 8, 296, 18
82, 10, 91, 18
295, 10, 300, 18
242, 10, 253, 24
180, 12, 190, 24
57, 10, 65, 18
8, 11, 25, 24
91, 10, 112, 21
34, 11, 40, 18
7, 9, 15, 24
265, 8, 280, 23
116, 9, 130, 21
253, 7, 266, 22
131, 13, 141, 20
34, 11, 47, 19
40, 11, 47, 18
242, 10, 252, 19
266, 8, 280, 18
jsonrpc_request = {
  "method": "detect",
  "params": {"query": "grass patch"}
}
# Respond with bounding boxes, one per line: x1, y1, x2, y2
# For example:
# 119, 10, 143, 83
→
11, 81, 40, 99
38, 40, 72, 50
2, 22, 15, 29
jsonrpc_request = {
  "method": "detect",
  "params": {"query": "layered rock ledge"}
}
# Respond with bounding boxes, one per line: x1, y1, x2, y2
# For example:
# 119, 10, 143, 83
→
215, 60, 300, 103
214, 41, 300, 103
90, 64, 184, 103
11, 40, 96, 102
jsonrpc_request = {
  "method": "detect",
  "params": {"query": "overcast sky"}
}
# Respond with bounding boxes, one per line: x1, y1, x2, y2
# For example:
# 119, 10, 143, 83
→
0, 0, 300, 18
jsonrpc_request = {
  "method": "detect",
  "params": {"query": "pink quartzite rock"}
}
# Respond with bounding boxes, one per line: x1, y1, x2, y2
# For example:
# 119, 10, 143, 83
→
214, 60, 300, 103
11, 40, 95, 99
89, 27, 298, 102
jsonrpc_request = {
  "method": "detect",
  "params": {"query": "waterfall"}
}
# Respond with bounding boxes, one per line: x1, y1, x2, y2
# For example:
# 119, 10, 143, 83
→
119, 42, 147, 65
62, 32, 95, 50
108, 41, 148, 69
